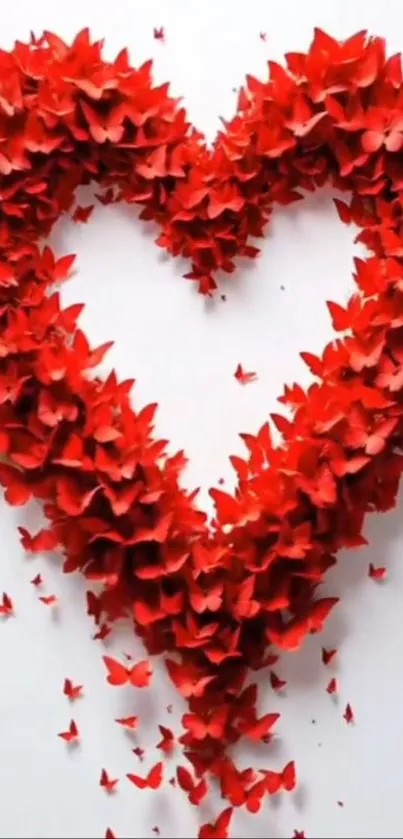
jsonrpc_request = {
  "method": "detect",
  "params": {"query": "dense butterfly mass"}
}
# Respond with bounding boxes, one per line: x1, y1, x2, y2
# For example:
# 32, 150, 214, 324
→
0, 25, 402, 836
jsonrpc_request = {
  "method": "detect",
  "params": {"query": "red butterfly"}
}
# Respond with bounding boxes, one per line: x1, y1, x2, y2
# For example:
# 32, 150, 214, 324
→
264, 760, 296, 794
72, 204, 94, 224
0, 463, 32, 505
115, 716, 138, 730
198, 808, 233, 839
244, 778, 269, 814
128, 513, 173, 546
368, 563, 387, 580
18, 526, 58, 553
58, 719, 79, 743
165, 659, 215, 699
190, 582, 223, 613
63, 678, 83, 701
30, 574, 43, 587
127, 761, 163, 789
0, 592, 14, 616
105, 830, 116, 839
234, 363, 257, 385
237, 712, 280, 742
326, 677, 338, 695
81, 102, 125, 144
321, 647, 337, 666
156, 725, 175, 755
153, 27, 165, 41
268, 598, 339, 651
100, 769, 119, 793
93, 623, 111, 641
39, 595, 58, 606
103, 656, 152, 688
270, 670, 287, 691
132, 746, 145, 761
176, 765, 208, 805
219, 762, 250, 807
343, 703, 354, 724
182, 707, 228, 741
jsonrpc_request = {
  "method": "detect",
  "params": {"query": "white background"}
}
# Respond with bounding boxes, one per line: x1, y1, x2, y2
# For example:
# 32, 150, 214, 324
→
1, 1, 403, 837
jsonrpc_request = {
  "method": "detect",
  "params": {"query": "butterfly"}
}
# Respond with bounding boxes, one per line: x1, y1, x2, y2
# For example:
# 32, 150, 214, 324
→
368, 563, 387, 580
343, 703, 354, 724
182, 707, 228, 741
100, 769, 119, 793
63, 678, 83, 701
39, 594, 58, 606
103, 656, 152, 687
270, 670, 287, 691
237, 712, 280, 742
127, 761, 163, 789
234, 363, 257, 385
115, 716, 138, 730
165, 659, 215, 699
156, 725, 175, 755
244, 778, 269, 814
264, 760, 296, 794
267, 598, 339, 651
72, 204, 94, 224
176, 765, 208, 805
18, 526, 58, 552
93, 623, 111, 641
58, 719, 79, 743
321, 647, 337, 665
0, 592, 14, 616
198, 808, 233, 839
326, 677, 338, 695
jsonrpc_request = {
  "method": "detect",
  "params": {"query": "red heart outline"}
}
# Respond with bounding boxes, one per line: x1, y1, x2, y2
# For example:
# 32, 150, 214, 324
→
1, 27, 403, 831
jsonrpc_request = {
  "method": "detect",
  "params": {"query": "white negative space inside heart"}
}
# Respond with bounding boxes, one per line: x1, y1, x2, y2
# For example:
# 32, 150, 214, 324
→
54, 188, 358, 516
1, 2, 403, 839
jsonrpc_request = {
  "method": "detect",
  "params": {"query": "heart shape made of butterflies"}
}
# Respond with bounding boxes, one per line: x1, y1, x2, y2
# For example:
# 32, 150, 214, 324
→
1, 26, 403, 836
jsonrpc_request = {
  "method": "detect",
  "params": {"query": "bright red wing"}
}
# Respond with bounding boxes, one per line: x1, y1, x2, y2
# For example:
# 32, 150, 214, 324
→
102, 655, 130, 686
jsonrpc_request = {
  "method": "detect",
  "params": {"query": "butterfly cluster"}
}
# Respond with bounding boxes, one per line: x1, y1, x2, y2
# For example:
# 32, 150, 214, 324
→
0, 25, 400, 838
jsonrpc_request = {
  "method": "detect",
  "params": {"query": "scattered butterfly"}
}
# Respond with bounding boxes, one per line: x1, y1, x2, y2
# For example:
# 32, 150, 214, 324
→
368, 563, 387, 580
326, 677, 338, 695
321, 647, 337, 665
343, 703, 354, 724
0, 592, 14, 616
39, 594, 57, 606
63, 678, 83, 701
100, 768, 119, 793
115, 715, 138, 730
58, 719, 79, 743
234, 363, 257, 385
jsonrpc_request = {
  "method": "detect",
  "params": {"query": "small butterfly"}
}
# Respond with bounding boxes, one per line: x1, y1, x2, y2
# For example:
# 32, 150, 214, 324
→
58, 719, 79, 743
0, 592, 14, 616
100, 768, 119, 793
63, 678, 83, 701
